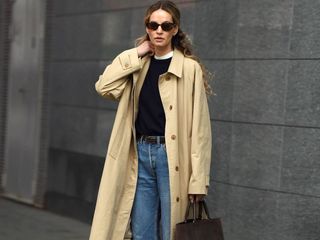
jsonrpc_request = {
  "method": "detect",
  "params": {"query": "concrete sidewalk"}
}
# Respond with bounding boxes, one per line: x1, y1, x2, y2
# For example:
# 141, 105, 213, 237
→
0, 197, 90, 240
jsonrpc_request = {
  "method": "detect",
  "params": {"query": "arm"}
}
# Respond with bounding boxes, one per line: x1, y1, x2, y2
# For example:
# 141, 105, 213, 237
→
95, 48, 141, 100
95, 42, 154, 100
188, 63, 212, 196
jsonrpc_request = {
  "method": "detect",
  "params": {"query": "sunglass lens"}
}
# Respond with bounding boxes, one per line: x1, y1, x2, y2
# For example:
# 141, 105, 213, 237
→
161, 22, 174, 31
148, 22, 159, 30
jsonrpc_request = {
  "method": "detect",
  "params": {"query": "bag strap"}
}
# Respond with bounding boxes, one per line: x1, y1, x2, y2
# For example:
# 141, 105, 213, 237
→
185, 198, 212, 222
198, 201, 203, 219
199, 200, 212, 219
184, 201, 197, 223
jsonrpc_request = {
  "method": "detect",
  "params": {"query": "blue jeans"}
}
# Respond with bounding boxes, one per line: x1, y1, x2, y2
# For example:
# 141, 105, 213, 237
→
131, 139, 171, 240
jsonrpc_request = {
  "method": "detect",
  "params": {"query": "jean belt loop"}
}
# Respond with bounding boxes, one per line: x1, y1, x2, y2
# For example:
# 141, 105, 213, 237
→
157, 136, 160, 145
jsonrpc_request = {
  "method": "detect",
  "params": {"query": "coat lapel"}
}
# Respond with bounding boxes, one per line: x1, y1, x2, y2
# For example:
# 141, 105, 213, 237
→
168, 48, 184, 78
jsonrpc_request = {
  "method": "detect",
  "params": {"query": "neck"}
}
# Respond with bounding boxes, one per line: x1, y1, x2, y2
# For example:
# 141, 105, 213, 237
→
154, 45, 173, 57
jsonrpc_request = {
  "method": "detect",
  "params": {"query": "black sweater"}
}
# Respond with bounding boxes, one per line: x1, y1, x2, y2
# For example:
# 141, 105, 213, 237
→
135, 56, 172, 136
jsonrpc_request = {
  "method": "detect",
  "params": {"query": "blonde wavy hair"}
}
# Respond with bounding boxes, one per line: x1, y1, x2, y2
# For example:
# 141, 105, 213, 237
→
135, 0, 213, 95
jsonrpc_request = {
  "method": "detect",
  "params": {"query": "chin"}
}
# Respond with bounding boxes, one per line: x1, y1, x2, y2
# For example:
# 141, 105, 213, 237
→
152, 41, 169, 48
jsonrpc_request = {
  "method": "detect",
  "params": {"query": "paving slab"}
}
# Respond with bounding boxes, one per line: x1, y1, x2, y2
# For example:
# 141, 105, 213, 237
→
0, 197, 90, 240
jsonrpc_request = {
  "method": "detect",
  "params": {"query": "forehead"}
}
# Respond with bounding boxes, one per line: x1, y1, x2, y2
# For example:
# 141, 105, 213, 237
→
149, 9, 173, 22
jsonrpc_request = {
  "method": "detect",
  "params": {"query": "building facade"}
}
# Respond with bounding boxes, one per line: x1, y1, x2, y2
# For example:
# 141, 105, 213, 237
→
1, 0, 320, 239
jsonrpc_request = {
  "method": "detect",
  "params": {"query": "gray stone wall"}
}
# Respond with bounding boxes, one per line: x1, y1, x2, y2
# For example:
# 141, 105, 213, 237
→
46, 0, 320, 239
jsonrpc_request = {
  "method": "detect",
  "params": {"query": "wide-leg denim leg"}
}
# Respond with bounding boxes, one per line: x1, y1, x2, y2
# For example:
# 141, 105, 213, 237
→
156, 144, 171, 240
131, 141, 171, 240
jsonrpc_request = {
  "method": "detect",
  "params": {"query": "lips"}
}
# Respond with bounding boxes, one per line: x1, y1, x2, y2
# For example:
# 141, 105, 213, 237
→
154, 37, 164, 41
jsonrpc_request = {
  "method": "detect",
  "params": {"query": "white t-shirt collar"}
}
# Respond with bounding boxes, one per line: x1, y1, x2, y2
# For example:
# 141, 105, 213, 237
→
154, 51, 173, 60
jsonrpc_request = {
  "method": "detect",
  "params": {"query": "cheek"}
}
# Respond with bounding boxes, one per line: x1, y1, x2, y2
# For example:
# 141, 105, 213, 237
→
166, 33, 174, 41
146, 28, 153, 38
148, 31, 156, 39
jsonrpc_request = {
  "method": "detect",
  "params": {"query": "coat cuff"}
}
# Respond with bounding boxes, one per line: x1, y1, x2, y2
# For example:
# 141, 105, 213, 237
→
118, 48, 141, 71
188, 175, 210, 195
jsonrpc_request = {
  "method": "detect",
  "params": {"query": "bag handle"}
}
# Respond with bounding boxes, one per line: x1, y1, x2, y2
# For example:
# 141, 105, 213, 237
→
199, 200, 211, 219
184, 201, 197, 223
184, 199, 212, 222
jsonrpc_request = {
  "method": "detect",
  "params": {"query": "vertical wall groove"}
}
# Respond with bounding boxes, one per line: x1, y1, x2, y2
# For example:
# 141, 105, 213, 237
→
0, 0, 12, 194
33, 0, 51, 207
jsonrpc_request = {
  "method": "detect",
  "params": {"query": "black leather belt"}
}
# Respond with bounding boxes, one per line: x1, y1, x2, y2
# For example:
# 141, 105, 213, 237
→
136, 135, 165, 144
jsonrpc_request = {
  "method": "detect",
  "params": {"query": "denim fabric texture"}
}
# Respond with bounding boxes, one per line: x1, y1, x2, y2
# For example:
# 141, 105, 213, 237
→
131, 138, 171, 240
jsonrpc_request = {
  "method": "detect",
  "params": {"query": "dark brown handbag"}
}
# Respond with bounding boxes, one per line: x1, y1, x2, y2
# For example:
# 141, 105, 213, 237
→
175, 200, 224, 240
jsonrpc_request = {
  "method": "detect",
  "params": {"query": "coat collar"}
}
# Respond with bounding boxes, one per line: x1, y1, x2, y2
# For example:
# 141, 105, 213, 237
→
168, 48, 184, 78
141, 47, 184, 78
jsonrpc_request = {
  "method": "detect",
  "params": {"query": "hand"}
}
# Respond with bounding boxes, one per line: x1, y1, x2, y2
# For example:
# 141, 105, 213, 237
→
137, 41, 155, 57
188, 194, 205, 203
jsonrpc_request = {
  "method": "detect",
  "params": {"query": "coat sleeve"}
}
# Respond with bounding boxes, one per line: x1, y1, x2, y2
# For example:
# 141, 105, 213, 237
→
95, 48, 141, 100
188, 63, 212, 195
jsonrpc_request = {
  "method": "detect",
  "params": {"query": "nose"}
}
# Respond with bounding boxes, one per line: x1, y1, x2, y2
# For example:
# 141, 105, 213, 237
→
156, 25, 163, 33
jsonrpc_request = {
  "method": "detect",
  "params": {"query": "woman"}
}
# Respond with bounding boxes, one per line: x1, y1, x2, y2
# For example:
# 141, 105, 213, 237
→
90, 1, 212, 240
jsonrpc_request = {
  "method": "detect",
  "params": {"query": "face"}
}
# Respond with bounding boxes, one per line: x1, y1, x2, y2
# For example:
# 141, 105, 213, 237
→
146, 9, 178, 52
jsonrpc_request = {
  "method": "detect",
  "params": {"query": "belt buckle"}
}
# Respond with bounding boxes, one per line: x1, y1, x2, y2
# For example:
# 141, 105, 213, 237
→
137, 135, 164, 144
147, 136, 157, 144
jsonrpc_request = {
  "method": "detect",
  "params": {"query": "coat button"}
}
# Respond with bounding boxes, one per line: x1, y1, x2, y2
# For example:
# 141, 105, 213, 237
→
165, 76, 171, 81
169, 105, 173, 110
175, 166, 179, 171
176, 197, 180, 202
171, 135, 176, 140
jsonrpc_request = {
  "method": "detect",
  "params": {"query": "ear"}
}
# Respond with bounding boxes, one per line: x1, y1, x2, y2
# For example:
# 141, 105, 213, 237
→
173, 26, 178, 36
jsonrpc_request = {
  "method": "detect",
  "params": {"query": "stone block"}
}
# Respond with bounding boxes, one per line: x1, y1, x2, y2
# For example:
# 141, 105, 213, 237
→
211, 121, 232, 183
52, 0, 101, 15
208, 183, 279, 240
50, 15, 102, 60
281, 127, 320, 196
206, 182, 230, 235
276, 194, 320, 240
100, 0, 155, 10
236, 0, 293, 58
45, 191, 95, 224
50, 105, 115, 157
290, 0, 320, 58
205, 60, 235, 120
131, 8, 147, 40
48, 61, 118, 110
207, 182, 320, 240
99, 10, 142, 59
194, 0, 293, 59
49, 61, 100, 107
47, 148, 104, 203
100, 0, 195, 11
179, 3, 196, 41
230, 124, 283, 190
285, 60, 320, 127
194, 0, 238, 59
232, 60, 288, 124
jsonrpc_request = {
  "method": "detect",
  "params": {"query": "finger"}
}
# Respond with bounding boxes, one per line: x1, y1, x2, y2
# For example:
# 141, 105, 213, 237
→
148, 49, 155, 56
149, 44, 155, 53
188, 195, 194, 203
196, 195, 205, 202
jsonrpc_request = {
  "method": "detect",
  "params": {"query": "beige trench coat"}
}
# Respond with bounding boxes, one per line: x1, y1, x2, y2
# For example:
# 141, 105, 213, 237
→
89, 47, 212, 240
